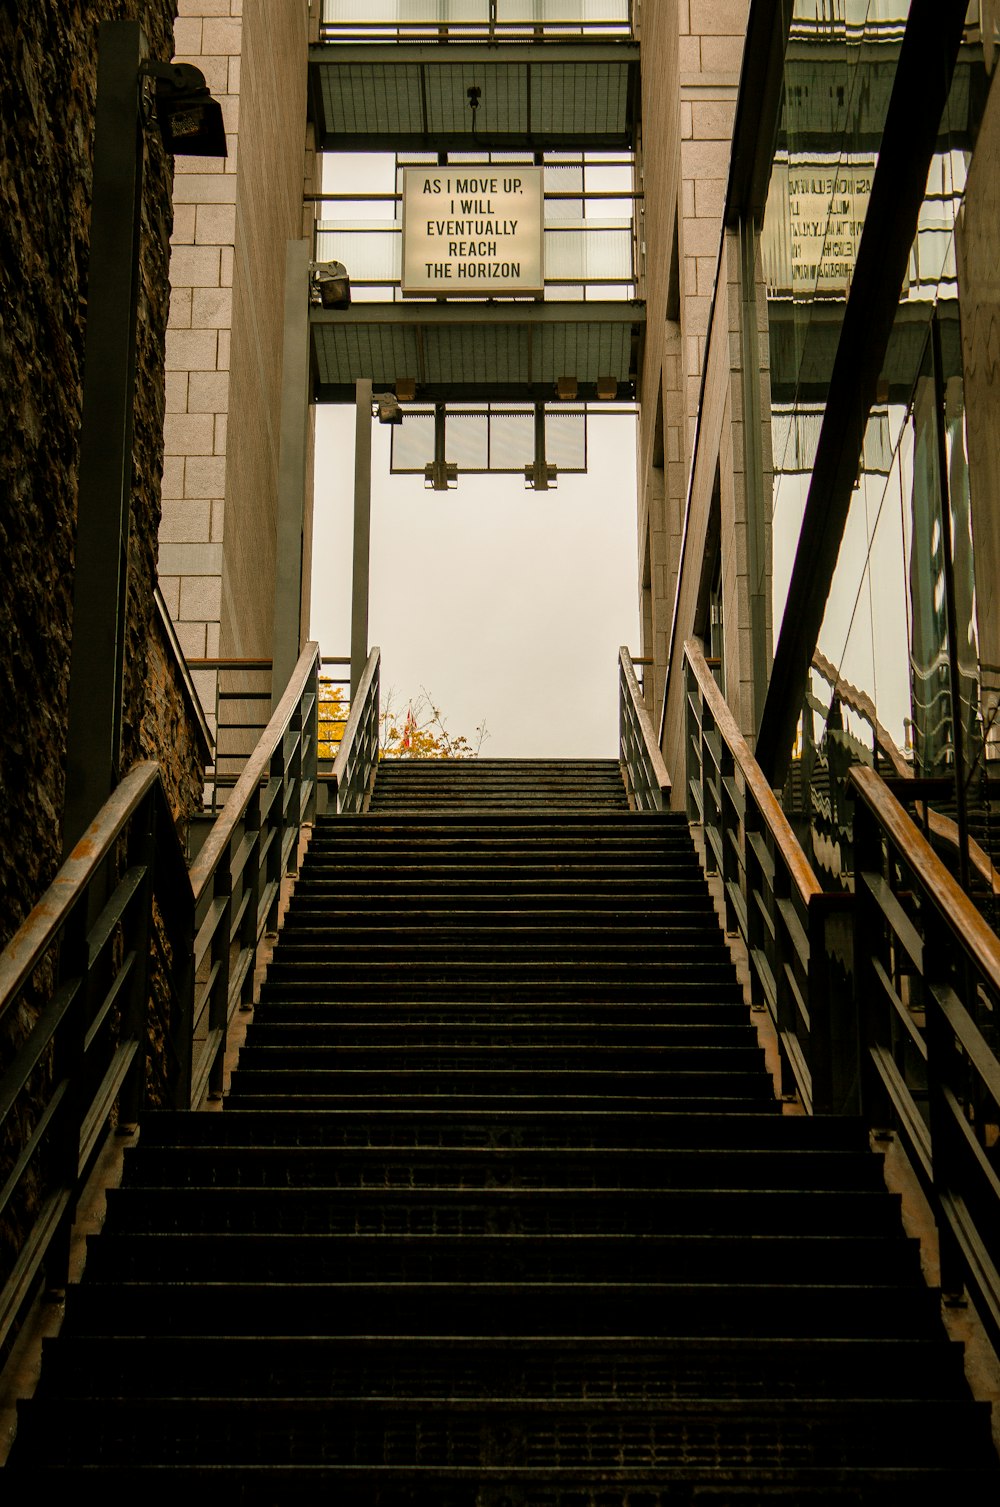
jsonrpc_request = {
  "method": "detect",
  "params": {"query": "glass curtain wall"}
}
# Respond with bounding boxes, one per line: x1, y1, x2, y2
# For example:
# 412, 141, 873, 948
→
755, 1, 993, 896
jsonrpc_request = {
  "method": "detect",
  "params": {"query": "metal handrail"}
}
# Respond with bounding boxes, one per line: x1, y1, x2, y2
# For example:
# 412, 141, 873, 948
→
0, 641, 328, 1362
330, 649, 381, 814
684, 638, 851, 1114
188, 643, 320, 1106
0, 763, 192, 1355
851, 763, 1000, 1351
618, 647, 670, 811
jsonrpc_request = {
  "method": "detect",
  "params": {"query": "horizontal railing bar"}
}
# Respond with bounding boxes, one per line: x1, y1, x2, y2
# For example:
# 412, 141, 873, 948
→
931, 981, 1000, 1109
0, 763, 160, 1027
852, 764, 1000, 984
0, 978, 78, 1131
78, 1041, 137, 1176
686, 640, 821, 908
870, 957, 927, 1061
87, 866, 146, 972
189, 1027, 224, 1112
0, 1082, 68, 1225
190, 644, 319, 903
194, 896, 229, 973
860, 871, 924, 973
871, 1045, 933, 1183
0, 1189, 72, 1357
83, 950, 136, 1056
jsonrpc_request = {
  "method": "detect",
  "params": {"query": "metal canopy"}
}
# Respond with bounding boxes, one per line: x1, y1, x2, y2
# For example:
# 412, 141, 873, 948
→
310, 300, 644, 402
308, 42, 640, 150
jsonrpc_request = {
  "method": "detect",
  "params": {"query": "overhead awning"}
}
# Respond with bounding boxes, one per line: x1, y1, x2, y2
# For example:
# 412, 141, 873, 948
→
308, 41, 640, 151
310, 299, 645, 403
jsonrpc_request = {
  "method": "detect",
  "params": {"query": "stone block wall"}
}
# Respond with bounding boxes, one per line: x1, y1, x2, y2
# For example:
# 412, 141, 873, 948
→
0, 0, 208, 956
161, 0, 314, 719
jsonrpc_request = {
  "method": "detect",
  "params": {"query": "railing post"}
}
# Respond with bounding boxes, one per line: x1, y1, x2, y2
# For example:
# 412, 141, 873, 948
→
208, 855, 233, 1101
267, 742, 285, 932
924, 915, 966, 1303
304, 655, 319, 826
852, 791, 891, 1129
684, 658, 700, 823
118, 790, 156, 1129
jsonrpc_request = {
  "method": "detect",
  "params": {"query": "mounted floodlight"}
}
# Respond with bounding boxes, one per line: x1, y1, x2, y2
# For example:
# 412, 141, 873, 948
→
556, 377, 578, 401
310, 261, 351, 310
143, 61, 227, 157
395, 378, 417, 403
372, 393, 403, 425
596, 376, 619, 401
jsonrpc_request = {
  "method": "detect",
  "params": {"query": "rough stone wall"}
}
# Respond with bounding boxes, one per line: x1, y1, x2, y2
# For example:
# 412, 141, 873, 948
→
0, 0, 201, 958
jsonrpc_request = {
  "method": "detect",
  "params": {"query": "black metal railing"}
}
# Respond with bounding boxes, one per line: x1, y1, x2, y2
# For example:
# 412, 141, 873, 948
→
0, 641, 327, 1355
684, 639, 851, 1114
329, 649, 381, 814
685, 634, 1000, 1341
619, 647, 670, 812
187, 644, 320, 1106
0, 764, 192, 1356
852, 763, 1000, 1351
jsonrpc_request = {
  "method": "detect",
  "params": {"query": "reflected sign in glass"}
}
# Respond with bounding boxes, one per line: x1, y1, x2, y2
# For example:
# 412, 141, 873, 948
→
401, 166, 544, 295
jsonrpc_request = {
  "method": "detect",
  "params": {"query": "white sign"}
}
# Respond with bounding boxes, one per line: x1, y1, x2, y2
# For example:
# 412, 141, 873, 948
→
401, 166, 544, 296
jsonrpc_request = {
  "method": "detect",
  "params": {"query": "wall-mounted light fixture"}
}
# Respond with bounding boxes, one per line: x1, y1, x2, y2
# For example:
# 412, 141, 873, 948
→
395, 378, 417, 403
310, 261, 351, 309
555, 377, 578, 401
596, 377, 618, 401
372, 393, 403, 425
143, 60, 227, 157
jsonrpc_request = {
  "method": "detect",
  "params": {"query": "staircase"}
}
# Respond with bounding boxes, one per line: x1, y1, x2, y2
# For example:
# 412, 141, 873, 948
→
7, 758, 999, 1499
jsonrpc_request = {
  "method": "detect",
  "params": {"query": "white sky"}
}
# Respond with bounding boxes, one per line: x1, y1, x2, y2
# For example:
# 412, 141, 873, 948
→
308, 152, 640, 757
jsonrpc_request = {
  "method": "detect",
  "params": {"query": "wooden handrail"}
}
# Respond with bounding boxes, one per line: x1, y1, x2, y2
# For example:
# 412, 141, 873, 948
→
685, 639, 822, 906
0, 762, 160, 1024
190, 643, 319, 900
851, 764, 1000, 981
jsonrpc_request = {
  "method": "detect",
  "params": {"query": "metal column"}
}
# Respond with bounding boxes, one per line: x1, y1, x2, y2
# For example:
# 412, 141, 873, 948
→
63, 21, 147, 854
271, 238, 313, 710
351, 378, 373, 698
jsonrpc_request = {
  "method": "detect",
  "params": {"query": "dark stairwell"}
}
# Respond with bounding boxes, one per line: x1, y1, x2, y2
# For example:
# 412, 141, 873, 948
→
6, 758, 999, 1500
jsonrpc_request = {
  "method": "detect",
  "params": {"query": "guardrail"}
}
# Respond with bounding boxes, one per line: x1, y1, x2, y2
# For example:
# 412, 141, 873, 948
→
187, 643, 320, 1106
329, 648, 380, 814
852, 763, 1000, 1351
0, 765, 192, 1355
0, 641, 324, 1355
683, 638, 851, 1114
619, 647, 670, 812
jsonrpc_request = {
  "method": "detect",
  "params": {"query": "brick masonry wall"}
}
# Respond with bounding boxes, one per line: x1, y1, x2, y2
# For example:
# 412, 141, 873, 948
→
0, 0, 211, 957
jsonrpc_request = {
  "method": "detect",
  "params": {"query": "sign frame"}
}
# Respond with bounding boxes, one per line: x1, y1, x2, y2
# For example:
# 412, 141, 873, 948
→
401, 165, 545, 298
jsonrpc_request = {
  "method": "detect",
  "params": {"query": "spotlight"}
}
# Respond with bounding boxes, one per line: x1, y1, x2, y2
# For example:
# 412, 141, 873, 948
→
372, 393, 403, 425
143, 61, 227, 158
310, 261, 351, 309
